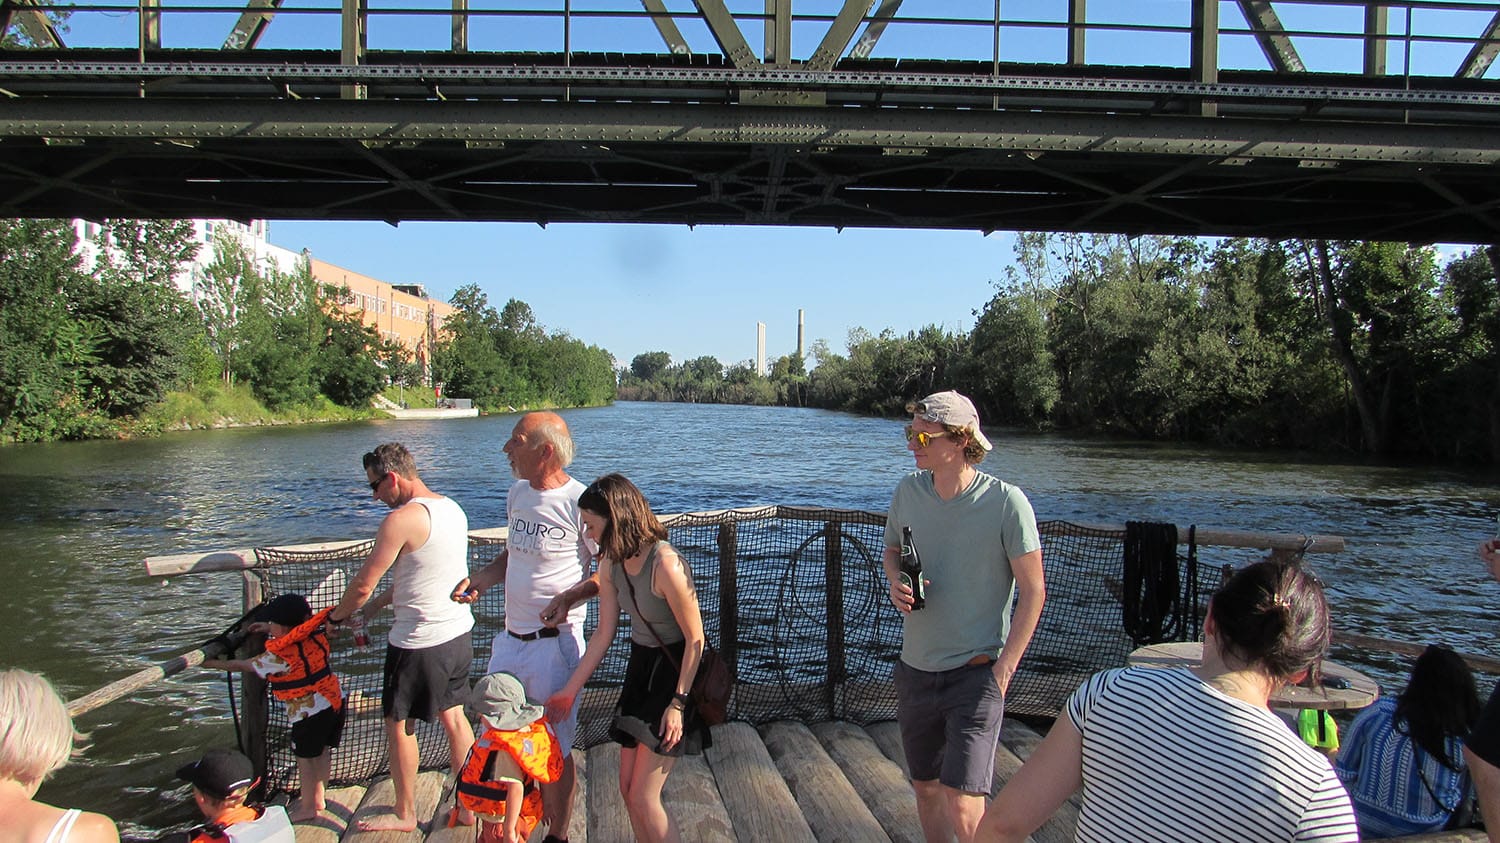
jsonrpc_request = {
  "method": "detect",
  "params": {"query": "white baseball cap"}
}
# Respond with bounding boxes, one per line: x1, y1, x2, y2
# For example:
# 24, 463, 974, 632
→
906, 391, 993, 451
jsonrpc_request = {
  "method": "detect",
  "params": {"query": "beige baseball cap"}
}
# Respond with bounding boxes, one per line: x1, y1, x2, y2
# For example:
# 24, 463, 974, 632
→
906, 391, 993, 451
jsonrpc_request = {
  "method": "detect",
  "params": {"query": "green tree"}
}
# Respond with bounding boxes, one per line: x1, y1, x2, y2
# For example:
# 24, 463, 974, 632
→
196, 232, 257, 384
1435, 246, 1500, 459
316, 307, 385, 407
631, 351, 673, 382
768, 352, 808, 406
963, 279, 1058, 427
1, 0, 70, 48
76, 220, 202, 415
1292, 240, 1447, 454
0, 220, 106, 440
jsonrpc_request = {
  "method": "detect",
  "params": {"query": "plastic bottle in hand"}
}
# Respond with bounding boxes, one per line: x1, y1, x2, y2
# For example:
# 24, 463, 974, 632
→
899, 526, 926, 611
348, 613, 371, 650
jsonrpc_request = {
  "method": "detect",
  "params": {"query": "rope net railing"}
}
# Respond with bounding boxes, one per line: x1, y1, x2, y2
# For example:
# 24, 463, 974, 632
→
240, 510, 1214, 798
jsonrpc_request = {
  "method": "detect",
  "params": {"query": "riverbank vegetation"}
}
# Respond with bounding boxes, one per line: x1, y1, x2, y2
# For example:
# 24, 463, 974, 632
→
620, 235, 1500, 464
0, 219, 616, 442
430, 285, 617, 412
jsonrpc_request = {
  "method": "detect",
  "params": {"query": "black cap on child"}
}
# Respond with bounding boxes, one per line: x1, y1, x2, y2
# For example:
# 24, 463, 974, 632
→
257, 593, 311, 628
176, 749, 256, 799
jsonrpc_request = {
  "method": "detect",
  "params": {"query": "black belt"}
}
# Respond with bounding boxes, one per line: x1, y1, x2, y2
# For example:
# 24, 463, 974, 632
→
508, 627, 559, 641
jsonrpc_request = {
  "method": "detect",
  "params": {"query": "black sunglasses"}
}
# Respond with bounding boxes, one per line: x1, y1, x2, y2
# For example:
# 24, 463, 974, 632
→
369, 472, 390, 492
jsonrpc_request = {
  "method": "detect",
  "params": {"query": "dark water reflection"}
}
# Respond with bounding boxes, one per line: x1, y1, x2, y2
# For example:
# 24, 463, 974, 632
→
2, 401, 1499, 837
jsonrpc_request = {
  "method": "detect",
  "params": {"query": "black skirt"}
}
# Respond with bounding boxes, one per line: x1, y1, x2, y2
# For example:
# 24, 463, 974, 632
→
610, 639, 712, 757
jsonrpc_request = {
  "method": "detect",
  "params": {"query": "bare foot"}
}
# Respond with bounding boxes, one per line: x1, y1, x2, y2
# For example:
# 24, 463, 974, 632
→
288, 803, 324, 823
356, 811, 419, 833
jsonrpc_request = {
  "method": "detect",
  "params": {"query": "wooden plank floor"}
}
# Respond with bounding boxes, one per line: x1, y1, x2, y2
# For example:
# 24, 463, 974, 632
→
286, 718, 1490, 843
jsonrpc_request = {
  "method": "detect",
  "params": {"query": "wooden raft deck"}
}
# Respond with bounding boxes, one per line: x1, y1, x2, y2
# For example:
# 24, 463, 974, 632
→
278, 717, 1487, 843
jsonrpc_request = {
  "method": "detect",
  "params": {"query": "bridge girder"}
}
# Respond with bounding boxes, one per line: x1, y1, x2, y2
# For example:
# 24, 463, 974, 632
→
2, 97, 1497, 243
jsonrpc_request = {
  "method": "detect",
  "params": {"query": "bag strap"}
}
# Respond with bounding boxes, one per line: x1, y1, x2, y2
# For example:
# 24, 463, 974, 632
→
1414, 749, 1463, 816
620, 544, 687, 678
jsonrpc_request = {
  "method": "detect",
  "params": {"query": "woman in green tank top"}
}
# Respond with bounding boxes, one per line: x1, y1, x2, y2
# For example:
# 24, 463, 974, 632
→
544, 473, 710, 843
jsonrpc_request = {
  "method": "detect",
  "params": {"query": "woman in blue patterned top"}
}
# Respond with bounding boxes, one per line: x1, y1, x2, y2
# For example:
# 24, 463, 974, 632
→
1335, 644, 1480, 837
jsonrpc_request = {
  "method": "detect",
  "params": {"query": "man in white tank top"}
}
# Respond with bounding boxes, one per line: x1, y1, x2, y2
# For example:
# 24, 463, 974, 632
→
452, 412, 598, 843
328, 442, 477, 833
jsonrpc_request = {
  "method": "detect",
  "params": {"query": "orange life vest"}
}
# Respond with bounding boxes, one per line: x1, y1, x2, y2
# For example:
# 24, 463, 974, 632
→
264, 607, 342, 710
456, 722, 563, 837
186, 804, 291, 843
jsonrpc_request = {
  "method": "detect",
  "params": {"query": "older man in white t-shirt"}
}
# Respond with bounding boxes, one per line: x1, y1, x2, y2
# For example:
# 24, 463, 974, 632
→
453, 411, 597, 843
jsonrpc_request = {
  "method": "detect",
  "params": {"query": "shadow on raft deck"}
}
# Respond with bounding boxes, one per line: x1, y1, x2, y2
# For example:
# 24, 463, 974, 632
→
279, 714, 1487, 843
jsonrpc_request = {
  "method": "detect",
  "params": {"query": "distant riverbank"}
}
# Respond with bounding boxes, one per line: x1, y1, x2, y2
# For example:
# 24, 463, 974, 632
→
3, 382, 613, 443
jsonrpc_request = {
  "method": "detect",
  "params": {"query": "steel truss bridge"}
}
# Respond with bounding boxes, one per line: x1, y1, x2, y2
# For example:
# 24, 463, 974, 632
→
2, 1, 1499, 243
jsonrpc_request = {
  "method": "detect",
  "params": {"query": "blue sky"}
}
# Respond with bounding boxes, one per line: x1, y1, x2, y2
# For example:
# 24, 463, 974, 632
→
269, 220, 1019, 368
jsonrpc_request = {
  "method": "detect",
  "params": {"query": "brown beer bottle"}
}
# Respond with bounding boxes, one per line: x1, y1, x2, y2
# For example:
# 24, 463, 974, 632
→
899, 526, 926, 610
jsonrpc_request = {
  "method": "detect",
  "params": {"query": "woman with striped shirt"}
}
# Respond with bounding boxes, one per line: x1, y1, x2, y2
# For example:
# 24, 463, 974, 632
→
977, 559, 1359, 842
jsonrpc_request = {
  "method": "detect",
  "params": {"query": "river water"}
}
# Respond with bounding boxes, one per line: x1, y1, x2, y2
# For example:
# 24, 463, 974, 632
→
2, 400, 1499, 838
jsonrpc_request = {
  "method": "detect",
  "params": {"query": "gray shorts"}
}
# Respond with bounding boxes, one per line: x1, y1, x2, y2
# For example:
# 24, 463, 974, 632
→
894, 659, 1006, 795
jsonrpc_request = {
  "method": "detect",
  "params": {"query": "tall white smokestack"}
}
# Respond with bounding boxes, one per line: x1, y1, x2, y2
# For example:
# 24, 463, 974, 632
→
797, 309, 805, 359
757, 322, 767, 376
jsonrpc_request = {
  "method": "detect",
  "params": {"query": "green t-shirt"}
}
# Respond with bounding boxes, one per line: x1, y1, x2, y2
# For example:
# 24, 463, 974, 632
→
884, 469, 1042, 672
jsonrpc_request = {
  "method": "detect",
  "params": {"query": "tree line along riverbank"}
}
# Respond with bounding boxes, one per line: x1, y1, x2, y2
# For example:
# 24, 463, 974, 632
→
620, 235, 1500, 466
7, 220, 1499, 465
0, 219, 616, 442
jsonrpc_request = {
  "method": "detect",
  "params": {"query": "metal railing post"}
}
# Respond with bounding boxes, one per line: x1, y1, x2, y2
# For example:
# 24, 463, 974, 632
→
1190, 0, 1219, 117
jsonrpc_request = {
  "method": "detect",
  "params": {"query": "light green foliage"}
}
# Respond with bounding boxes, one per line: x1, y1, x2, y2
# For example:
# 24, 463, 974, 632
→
79, 220, 203, 415
431, 286, 615, 411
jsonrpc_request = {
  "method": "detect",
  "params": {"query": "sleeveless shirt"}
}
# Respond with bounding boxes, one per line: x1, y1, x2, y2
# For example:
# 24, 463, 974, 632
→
614, 541, 685, 646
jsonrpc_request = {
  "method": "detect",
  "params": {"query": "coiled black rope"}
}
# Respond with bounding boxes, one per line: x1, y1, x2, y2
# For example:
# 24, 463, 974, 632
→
1123, 521, 1180, 646
207, 600, 265, 756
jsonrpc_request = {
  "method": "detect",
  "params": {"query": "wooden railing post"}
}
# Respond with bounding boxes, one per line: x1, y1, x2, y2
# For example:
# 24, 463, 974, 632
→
716, 522, 739, 681
824, 521, 846, 721
240, 570, 270, 796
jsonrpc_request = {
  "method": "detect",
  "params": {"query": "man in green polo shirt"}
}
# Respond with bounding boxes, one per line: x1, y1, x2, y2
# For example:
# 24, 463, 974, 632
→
882, 390, 1046, 843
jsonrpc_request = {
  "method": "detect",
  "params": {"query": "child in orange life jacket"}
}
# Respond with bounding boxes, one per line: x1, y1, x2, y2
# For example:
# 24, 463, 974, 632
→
201, 593, 345, 823
458, 672, 565, 843
171, 748, 294, 843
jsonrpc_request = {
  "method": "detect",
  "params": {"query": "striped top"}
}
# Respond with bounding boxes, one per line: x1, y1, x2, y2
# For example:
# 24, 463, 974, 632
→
1068, 666, 1359, 842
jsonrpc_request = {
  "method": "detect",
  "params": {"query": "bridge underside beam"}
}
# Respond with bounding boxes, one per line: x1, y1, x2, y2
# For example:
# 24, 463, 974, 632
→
2, 99, 1497, 243
1, 0, 64, 48
1458, 10, 1500, 79
1236, 1, 1306, 73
